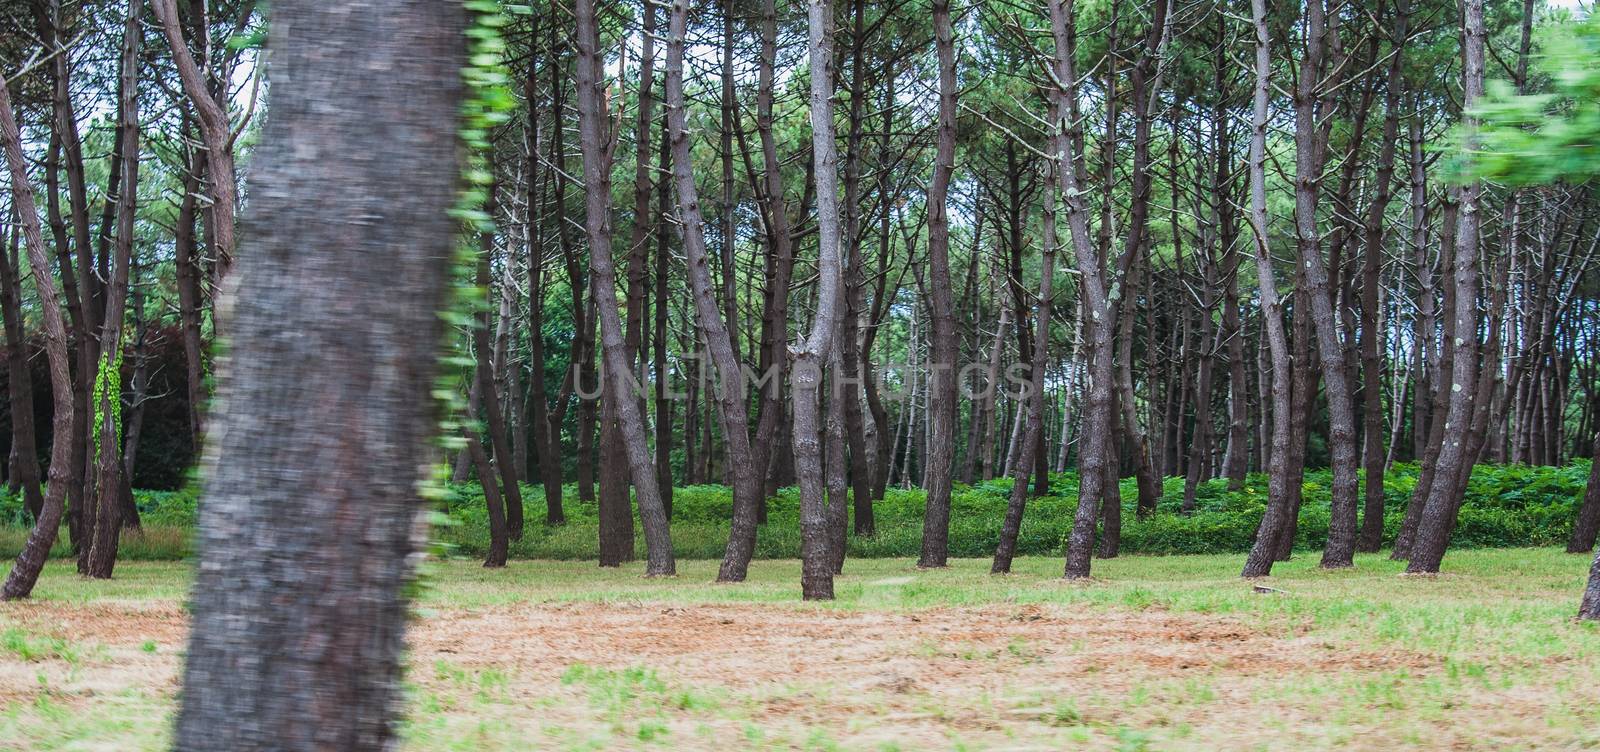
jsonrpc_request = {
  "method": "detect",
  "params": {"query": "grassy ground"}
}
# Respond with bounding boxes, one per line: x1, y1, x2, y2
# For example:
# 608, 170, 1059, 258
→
2, 549, 1599, 750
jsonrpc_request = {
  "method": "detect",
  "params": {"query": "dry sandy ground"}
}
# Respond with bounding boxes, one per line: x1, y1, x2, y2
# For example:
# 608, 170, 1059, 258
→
3, 592, 1593, 751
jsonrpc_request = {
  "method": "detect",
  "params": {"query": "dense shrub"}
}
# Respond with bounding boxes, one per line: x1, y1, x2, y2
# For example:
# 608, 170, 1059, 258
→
0, 460, 1590, 561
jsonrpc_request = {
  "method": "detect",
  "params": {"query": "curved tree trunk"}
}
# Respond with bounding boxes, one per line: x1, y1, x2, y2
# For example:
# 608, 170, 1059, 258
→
663, 0, 762, 582
1050, 0, 1121, 581
0, 76, 77, 600
475, 188, 524, 542
574, 0, 674, 576
1239, 0, 1296, 578
1290, 0, 1362, 570
152, 0, 237, 285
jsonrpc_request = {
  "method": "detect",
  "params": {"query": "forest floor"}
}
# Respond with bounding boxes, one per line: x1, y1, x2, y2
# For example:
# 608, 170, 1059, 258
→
1, 549, 1598, 750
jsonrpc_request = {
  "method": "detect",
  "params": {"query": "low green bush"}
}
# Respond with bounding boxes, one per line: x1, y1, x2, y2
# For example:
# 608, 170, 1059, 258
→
0, 460, 1589, 561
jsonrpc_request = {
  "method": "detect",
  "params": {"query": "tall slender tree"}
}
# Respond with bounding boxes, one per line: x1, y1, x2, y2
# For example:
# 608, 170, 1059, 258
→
793, 0, 848, 600
918, 0, 960, 569
573, 0, 674, 575
1240, 0, 1298, 579
0, 71, 78, 601
1407, 0, 1487, 575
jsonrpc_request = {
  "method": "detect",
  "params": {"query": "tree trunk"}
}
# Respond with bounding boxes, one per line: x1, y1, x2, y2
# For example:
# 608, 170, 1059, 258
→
574, 0, 674, 576
718, 0, 740, 365
152, 0, 238, 284
992, 167, 1058, 575
1052, 0, 1119, 581
597, 397, 634, 566
175, 133, 208, 444
0, 213, 43, 521
1290, 0, 1361, 570
1113, 0, 1171, 517
746, 0, 795, 523
1274, 288, 1316, 562
973, 295, 1009, 483
475, 189, 524, 541
521, 55, 565, 526
84, 1, 143, 579
1407, 0, 1485, 575
626, 0, 660, 521
1221, 102, 1250, 492
467, 429, 509, 568
170, 2, 462, 746
838, 0, 876, 538
1241, 0, 1298, 578
0, 63, 78, 601
918, 0, 960, 568
119, 265, 148, 530
663, 0, 762, 582
1357, 7, 1408, 552
653, 117, 676, 519
1567, 434, 1600, 553
825, 346, 849, 574
1394, 194, 1458, 559
1409, 111, 1435, 463
794, 0, 847, 600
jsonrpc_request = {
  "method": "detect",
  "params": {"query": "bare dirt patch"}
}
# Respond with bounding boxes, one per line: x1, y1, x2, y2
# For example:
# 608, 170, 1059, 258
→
0, 598, 1586, 750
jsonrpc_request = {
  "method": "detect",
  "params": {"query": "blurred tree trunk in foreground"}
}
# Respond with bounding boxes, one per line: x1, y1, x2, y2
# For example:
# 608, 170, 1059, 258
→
173, 1, 463, 748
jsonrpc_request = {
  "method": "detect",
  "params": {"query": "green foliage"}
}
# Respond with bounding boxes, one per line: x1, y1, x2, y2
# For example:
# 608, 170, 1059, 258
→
420, 0, 523, 519
418, 461, 1594, 560
1458, 17, 1600, 185
90, 346, 124, 466
3, 461, 1587, 562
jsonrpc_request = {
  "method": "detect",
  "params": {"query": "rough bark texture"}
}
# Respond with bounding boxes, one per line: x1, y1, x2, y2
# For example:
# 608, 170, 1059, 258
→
794, 0, 846, 601
1291, 0, 1361, 570
1581, 436, 1600, 617
170, 2, 462, 747
574, 0, 675, 576
1407, 0, 1485, 575
151, 0, 237, 283
918, 0, 959, 569
1581, 543, 1600, 620
467, 429, 509, 568
663, 0, 761, 583
1051, 0, 1116, 581
84, 0, 142, 579
0, 217, 43, 520
0, 74, 77, 601
1567, 434, 1600, 553
1240, 0, 1297, 579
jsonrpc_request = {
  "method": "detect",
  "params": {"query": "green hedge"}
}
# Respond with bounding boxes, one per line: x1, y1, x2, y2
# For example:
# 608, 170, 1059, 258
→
0, 461, 1590, 561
